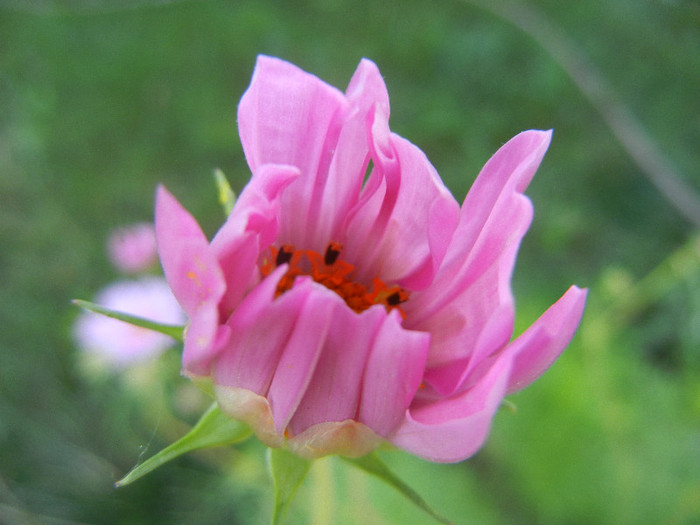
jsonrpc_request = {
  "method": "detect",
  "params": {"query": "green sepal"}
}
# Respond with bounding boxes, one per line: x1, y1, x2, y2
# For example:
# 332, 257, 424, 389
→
267, 447, 312, 525
341, 452, 454, 525
115, 403, 252, 487
72, 299, 184, 342
214, 168, 237, 216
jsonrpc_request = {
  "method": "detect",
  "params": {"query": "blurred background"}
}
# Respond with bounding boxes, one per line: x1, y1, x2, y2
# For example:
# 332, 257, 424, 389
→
1, 0, 699, 523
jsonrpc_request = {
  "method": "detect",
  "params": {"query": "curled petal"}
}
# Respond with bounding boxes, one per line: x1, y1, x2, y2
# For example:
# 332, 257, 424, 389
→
344, 107, 460, 289
311, 59, 390, 249
390, 351, 513, 463
238, 55, 350, 248
288, 305, 386, 436
506, 285, 587, 394
457, 130, 553, 264
359, 310, 431, 436
345, 58, 390, 119
266, 281, 341, 434
408, 130, 552, 391
155, 186, 226, 372
210, 164, 299, 315
212, 265, 307, 394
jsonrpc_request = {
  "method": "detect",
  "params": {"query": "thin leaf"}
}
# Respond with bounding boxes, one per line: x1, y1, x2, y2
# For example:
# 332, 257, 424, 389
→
268, 448, 312, 525
214, 168, 237, 216
115, 403, 252, 487
72, 299, 184, 342
341, 452, 454, 525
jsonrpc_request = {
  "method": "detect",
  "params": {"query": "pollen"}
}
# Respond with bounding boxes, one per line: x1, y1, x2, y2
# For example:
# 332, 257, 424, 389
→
260, 243, 409, 317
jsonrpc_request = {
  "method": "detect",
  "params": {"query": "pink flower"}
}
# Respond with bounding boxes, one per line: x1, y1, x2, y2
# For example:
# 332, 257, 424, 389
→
155, 56, 586, 462
73, 277, 185, 369
108, 223, 158, 274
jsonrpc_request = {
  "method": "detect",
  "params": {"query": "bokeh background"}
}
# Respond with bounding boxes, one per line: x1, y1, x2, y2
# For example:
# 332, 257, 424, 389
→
1, 0, 699, 523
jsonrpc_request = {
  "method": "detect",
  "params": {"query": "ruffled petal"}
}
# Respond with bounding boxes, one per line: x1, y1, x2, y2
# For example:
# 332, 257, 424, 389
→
506, 285, 587, 394
210, 164, 299, 316
389, 349, 513, 463
266, 280, 342, 434
237, 55, 350, 248
406, 130, 552, 393
343, 107, 460, 290
212, 265, 307, 394
449, 130, 553, 273
358, 310, 431, 436
288, 305, 386, 436
155, 186, 226, 372
310, 59, 390, 250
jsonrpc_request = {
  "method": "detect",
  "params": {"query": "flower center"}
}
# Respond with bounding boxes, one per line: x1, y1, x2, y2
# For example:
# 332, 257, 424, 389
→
260, 242, 409, 317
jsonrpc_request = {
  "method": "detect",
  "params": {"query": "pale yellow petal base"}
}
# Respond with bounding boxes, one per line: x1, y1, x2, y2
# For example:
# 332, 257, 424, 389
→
215, 385, 384, 459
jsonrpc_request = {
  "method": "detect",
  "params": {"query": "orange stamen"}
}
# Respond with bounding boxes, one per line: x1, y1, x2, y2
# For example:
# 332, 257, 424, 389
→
260, 242, 409, 317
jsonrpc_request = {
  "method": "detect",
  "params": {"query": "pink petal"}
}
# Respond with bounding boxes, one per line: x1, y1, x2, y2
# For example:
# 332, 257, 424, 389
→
237, 55, 350, 249
310, 59, 390, 249
288, 305, 386, 436
457, 130, 553, 264
212, 265, 308, 394
343, 107, 460, 290
406, 130, 552, 392
210, 164, 299, 316
421, 302, 513, 396
155, 186, 226, 371
345, 58, 390, 118
358, 310, 431, 436
266, 281, 343, 434
506, 285, 587, 394
107, 223, 158, 274
389, 350, 513, 463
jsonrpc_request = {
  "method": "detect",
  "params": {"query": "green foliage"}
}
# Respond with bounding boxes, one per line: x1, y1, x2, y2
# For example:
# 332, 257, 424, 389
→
116, 403, 252, 487
341, 452, 454, 524
214, 168, 237, 217
267, 448, 312, 525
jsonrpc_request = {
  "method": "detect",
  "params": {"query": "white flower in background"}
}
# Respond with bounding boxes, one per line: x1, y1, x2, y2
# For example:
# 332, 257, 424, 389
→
73, 277, 185, 369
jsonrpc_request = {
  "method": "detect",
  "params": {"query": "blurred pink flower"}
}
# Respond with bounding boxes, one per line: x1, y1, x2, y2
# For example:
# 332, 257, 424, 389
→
107, 223, 158, 274
156, 56, 586, 462
73, 277, 185, 369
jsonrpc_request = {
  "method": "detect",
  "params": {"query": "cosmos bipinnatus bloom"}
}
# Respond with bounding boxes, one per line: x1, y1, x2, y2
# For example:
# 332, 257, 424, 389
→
155, 56, 586, 462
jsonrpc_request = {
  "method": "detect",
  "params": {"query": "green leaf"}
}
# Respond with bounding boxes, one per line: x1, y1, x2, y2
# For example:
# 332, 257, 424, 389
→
72, 299, 184, 342
115, 403, 252, 487
214, 168, 237, 216
268, 448, 312, 525
341, 452, 454, 525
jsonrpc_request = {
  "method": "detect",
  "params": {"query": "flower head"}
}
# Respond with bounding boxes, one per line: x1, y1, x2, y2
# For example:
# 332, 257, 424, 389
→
156, 56, 586, 462
108, 223, 158, 274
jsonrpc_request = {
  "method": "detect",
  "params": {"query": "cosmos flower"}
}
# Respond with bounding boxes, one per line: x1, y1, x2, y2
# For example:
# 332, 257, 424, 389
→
155, 56, 586, 462
107, 223, 158, 274
73, 277, 185, 369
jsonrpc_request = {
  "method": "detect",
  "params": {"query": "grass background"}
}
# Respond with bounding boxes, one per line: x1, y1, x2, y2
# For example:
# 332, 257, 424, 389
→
1, 0, 699, 523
